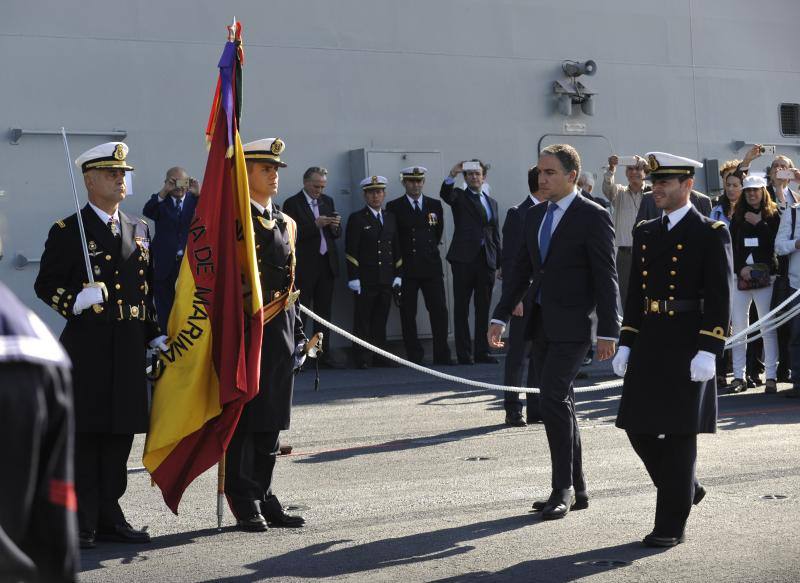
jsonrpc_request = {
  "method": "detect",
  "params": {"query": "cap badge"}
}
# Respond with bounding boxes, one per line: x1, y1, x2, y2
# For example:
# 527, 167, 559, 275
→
371, 175, 379, 184
648, 154, 659, 172
270, 138, 285, 155
113, 144, 125, 161
88, 241, 97, 251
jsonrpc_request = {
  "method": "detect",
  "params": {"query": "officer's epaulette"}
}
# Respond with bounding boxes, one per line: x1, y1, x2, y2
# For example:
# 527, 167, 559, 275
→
55, 219, 66, 228
711, 221, 725, 229
635, 220, 647, 228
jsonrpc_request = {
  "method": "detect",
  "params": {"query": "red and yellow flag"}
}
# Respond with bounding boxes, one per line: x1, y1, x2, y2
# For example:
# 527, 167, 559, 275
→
143, 22, 263, 514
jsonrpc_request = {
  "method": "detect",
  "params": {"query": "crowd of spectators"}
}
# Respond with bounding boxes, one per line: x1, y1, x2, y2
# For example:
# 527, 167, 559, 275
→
142, 146, 800, 399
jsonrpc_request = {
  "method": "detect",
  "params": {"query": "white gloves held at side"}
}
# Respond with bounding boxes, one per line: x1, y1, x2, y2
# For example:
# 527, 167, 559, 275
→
612, 346, 716, 382
72, 285, 106, 315
392, 277, 402, 288
148, 335, 170, 352
347, 279, 361, 294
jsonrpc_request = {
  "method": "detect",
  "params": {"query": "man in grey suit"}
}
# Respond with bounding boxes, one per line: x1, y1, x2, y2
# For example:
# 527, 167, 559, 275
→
489, 144, 620, 520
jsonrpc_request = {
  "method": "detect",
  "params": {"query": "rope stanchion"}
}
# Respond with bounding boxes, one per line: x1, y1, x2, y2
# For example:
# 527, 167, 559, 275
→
300, 286, 800, 395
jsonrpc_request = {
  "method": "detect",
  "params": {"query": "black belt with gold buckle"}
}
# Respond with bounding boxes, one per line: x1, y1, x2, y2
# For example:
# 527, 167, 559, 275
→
117, 304, 147, 321
643, 298, 703, 315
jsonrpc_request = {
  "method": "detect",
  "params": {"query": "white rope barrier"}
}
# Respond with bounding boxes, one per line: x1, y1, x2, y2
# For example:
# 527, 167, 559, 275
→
300, 287, 800, 395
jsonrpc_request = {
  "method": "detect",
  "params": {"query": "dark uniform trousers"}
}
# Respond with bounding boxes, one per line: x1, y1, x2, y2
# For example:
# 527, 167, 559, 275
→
626, 433, 697, 537
354, 284, 393, 367
503, 306, 540, 418
224, 205, 302, 520
451, 250, 494, 361
297, 251, 335, 339
400, 276, 450, 363
530, 307, 588, 491
34, 206, 159, 536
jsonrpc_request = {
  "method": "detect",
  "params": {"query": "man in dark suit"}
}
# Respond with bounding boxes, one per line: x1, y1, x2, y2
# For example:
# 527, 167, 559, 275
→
346, 176, 402, 369
489, 144, 620, 520
282, 167, 343, 368
225, 138, 306, 531
386, 166, 452, 365
142, 167, 199, 331
34, 142, 164, 548
441, 159, 502, 364
500, 166, 542, 426
636, 189, 712, 224
612, 151, 732, 547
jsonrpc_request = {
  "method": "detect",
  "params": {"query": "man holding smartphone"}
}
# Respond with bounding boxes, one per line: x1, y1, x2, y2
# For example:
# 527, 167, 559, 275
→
143, 167, 200, 330
283, 167, 344, 368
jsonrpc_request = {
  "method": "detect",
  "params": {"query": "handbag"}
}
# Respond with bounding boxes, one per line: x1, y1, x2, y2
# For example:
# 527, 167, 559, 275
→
737, 263, 771, 290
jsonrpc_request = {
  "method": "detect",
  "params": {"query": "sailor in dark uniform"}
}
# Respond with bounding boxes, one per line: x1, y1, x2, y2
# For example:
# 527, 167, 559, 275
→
386, 166, 453, 365
345, 176, 402, 368
33, 142, 165, 549
224, 138, 307, 531
0, 280, 78, 583
612, 152, 732, 547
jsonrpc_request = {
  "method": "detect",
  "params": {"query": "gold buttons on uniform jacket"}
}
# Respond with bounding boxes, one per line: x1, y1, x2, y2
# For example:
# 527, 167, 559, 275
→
117, 299, 123, 305
670, 270, 676, 276
642, 284, 646, 290
672, 256, 678, 262
669, 296, 675, 300
677, 244, 684, 250
669, 284, 676, 290
139, 270, 144, 276
105, 254, 112, 261
668, 310, 675, 316
642, 245, 647, 250
642, 271, 648, 277
115, 284, 121, 290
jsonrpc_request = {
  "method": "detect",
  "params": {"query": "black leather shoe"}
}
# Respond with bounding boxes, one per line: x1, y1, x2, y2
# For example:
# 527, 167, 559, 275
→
541, 488, 575, 520
643, 531, 685, 547
457, 358, 474, 365
475, 355, 499, 364
505, 413, 526, 427
261, 495, 305, 528
531, 490, 588, 512
356, 362, 369, 370
236, 513, 268, 532
693, 485, 706, 505
79, 530, 96, 549
526, 415, 543, 424
433, 358, 457, 366
95, 523, 151, 543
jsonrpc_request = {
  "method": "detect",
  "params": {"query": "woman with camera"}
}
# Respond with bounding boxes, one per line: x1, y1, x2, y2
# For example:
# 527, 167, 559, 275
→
727, 174, 781, 393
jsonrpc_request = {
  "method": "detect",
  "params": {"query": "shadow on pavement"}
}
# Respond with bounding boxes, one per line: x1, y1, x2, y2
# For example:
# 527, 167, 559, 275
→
293, 423, 508, 464
202, 514, 552, 582
427, 541, 668, 582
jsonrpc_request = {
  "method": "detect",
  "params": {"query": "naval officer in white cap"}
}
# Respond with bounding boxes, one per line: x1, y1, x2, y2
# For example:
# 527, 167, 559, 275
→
612, 151, 732, 547
34, 141, 166, 548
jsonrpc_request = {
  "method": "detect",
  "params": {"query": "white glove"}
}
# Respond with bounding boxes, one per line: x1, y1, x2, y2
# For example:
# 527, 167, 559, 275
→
72, 286, 105, 315
348, 279, 361, 294
612, 346, 630, 378
293, 341, 307, 371
690, 350, 716, 382
392, 277, 402, 288
148, 335, 169, 352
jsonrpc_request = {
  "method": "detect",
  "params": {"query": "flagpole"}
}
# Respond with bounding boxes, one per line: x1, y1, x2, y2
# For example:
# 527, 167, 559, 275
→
217, 456, 226, 529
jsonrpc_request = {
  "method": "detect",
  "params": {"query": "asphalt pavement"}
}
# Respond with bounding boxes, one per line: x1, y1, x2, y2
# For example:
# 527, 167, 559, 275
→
79, 353, 800, 582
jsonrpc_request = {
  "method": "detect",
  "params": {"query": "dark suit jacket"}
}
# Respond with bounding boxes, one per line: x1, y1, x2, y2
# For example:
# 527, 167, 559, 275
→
635, 190, 712, 226
440, 180, 502, 269
142, 193, 198, 281
492, 194, 620, 343
500, 196, 537, 280
281, 191, 341, 277
385, 194, 445, 278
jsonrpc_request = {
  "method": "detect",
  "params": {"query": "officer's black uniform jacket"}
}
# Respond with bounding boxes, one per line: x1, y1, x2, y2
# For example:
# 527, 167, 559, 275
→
385, 195, 444, 279
345, 206, 401, 286
238, 204, 305, 432
616, 207, 732, 435
34, 205, 159, 434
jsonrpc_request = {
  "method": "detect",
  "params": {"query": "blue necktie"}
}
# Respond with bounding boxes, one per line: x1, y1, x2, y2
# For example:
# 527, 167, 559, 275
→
539, 202, 556, 262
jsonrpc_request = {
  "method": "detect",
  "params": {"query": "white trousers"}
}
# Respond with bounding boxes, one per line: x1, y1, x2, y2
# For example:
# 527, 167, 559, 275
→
731, 284, 779, 380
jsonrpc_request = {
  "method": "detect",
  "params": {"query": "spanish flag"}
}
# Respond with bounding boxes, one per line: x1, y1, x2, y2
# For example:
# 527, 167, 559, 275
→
143, 22, 262, 514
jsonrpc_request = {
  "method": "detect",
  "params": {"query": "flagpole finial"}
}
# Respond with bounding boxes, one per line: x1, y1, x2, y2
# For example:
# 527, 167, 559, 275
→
227, 17, 237, 41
